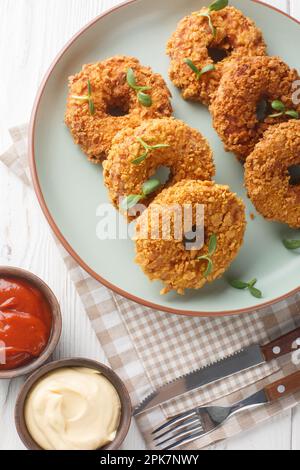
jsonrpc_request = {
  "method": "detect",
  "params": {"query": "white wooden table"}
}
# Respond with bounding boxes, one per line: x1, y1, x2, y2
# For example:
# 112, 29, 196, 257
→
0, 0, 299, 451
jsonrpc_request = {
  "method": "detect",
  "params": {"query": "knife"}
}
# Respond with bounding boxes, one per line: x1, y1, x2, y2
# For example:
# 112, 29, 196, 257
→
133, 326, 300, 416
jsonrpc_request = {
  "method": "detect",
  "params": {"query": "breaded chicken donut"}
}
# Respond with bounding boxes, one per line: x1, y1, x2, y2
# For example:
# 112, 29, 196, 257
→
211, 56, 300, 160
103, 118, 215, 216
166, 6, 266, 106
65, 56, 173, 163
135, 180, 246, 295
245, 121, 300, 228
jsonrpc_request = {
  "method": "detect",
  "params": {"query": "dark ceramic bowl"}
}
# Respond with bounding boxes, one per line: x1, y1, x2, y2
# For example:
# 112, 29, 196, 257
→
15, 358, 132, 450
0, 266, 62, 379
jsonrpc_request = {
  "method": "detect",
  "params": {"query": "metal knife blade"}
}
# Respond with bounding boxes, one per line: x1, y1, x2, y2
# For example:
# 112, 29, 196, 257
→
133, 344, 265, 416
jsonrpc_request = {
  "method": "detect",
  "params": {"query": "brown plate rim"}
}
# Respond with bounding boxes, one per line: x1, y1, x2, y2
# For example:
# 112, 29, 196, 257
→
29, 0, 300, 318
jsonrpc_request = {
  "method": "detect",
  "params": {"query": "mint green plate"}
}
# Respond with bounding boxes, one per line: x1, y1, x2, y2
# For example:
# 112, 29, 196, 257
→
30, 0, 300, 317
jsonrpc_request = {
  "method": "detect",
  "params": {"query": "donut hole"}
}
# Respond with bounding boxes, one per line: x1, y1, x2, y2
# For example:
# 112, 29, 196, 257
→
106, 100, 130, 117
256, 97, 269, 122
208, 46, 231, 63
152, 166, 172, 186
288, 165, 300, 186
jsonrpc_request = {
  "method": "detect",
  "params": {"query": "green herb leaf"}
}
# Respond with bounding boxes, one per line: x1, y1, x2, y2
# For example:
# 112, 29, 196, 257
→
249, 286, 263, 299
132, 139, 170, 165
209, 0, 229, 12
285, 110, 299, 119
269, 112, 284, 118
87, 80, 95, 115
89, 99, 95, 115
121, 194, 143, 211
138, 91, 153, 107
184, 59, 215, 79
139, 86, 152, 92
199, 12, 217, 37
197, 234, 218, 277
283, 239, 300, 250
127, 68, 138, 89
230, 278, 263, 298
127, 68, 152, 93
150, 144, 171, 150
87, 79, 92, 96
272, 100, 285, 112
208, 234, 217, 255
184, 58, 201, 77
70, 80, 95, 115
136, 137, 170, 151
209, 15, 217, 37
121, 179, 161, 209
200, 64, 216, 75
203, 258, 213, 277
248, 278, 258, 288
229, 279, 249, 290
198, 256, 213, 277
136, 137, 151, 150
70, 95, 89, 101
131, 152, 148, 165
142, 178, 161, 196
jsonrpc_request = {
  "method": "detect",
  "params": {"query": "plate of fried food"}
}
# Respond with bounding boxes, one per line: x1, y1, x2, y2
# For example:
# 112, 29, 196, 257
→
30, 0, 300, 317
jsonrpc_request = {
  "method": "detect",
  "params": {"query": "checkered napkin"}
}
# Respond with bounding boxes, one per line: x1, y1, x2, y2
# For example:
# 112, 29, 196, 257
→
2, 124, 300, 450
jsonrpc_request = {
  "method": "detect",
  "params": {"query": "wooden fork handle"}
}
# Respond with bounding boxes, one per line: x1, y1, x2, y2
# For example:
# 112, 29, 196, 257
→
261, 327, 300, 362
265, 370, 300, 401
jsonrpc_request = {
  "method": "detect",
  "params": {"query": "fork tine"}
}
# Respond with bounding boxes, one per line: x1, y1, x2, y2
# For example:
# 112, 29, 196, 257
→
152, 409, 197, 435
161, 429, 206, 451
155, 422, 203, 448
153, 415, 200, 442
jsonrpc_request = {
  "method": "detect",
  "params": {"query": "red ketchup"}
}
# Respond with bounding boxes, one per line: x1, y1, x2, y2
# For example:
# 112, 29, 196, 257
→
0, 277, 52, 370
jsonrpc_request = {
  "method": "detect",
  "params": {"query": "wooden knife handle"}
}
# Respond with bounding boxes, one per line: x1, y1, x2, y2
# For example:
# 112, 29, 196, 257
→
265, 370, 300, 402
261, 327, 300, 362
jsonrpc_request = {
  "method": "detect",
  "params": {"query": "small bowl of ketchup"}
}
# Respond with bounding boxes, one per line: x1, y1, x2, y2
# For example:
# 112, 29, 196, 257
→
0, 267, 62, 379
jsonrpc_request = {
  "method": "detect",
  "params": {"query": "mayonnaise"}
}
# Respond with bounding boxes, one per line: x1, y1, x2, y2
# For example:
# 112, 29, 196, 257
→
24, 367, 121, 450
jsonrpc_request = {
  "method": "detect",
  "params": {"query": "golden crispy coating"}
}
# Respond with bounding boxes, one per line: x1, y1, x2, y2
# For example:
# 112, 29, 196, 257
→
166, 6, 266, 106
211, 56, 300, 160
65, 56, 173, 163
245, 121, 300, 228
135, 180, 246, 295
103, 118, 215, 216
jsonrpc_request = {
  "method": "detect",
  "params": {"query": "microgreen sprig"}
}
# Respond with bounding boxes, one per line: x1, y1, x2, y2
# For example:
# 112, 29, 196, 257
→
131, 137, 170, 165
71, 79, 95, 115
283, 239, 300, 250
120, 178, 161, 211
197, 234, 217, 277
209, 0, 229, 11
199, 12, 217, 37
269, 100, 299, 119
195, 0, 229, 37
184, 59, 216, 80
229, 278, 263, 299
126, 68, 153, 107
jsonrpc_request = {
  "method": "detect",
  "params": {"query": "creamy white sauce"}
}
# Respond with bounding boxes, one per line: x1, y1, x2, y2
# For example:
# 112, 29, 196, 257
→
25, 367, 121, 450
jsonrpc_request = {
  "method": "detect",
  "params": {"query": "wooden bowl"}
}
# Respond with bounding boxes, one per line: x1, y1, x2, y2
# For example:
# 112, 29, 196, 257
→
0, 266, 62, 379
15, 358, 132, 450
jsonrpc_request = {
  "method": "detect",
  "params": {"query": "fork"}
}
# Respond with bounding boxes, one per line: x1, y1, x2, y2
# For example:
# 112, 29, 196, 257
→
153, 370, 300, 450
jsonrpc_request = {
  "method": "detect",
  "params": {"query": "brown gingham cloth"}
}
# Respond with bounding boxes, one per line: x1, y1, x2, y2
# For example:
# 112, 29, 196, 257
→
2, 124, 300, 450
